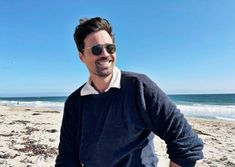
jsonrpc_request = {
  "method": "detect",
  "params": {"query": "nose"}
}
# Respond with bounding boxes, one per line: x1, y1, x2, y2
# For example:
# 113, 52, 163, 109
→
101, 47, 110, 57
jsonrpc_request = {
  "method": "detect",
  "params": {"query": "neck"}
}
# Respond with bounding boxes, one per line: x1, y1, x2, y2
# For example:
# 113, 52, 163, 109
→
90, 73, 113, 93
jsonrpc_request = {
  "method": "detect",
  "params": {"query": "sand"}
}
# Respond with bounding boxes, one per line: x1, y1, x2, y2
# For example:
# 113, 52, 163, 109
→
155, 118, 235, 167
0, 104, 235, 167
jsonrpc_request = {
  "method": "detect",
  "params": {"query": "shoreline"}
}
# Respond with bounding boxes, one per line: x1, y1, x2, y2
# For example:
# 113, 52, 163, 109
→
0, 105, 235, 166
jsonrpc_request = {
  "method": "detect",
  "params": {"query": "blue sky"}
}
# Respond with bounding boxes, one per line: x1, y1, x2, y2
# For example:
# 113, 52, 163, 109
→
1, 0, 235, 97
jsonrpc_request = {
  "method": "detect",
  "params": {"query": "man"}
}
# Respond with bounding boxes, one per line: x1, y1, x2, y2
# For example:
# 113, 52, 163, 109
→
55, 17, 203, 167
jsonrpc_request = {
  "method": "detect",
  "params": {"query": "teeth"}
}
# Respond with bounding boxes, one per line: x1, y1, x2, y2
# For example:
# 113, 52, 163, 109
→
98, 60, 111, 65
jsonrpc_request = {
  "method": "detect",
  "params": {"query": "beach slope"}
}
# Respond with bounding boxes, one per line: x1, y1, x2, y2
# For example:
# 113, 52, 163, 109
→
0, 105, 235, 167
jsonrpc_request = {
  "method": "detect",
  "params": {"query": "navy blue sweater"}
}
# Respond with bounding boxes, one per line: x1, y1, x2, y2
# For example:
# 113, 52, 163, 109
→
56, 71, 203, 167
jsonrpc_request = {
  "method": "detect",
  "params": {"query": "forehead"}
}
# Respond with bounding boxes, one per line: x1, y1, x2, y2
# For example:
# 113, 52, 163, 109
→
84, 30, 113, 47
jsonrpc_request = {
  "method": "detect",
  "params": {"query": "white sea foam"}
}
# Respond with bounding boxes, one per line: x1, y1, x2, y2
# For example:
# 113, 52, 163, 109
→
1, 100, 235, 121
177, 104, 235, 121
0, 100, 64, 110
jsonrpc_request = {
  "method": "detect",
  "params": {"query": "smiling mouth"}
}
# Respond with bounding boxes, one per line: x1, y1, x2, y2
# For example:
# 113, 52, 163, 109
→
96, 59, 113, 66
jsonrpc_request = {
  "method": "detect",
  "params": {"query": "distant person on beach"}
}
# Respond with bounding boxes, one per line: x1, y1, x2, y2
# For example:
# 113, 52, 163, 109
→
55, 17, 203, 167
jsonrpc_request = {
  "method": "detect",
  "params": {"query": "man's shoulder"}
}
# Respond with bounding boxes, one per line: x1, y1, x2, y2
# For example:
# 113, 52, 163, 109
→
121, 70, 164, 96
121, 71, 149, 81
65, 83, 86, 104
121, 71, 154, 85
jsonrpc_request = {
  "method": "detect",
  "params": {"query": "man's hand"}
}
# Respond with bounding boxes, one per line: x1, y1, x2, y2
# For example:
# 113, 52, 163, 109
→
169, 161, 181, 167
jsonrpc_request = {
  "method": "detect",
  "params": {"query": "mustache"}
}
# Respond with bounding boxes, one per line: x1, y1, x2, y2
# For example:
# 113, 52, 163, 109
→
96, 56, 113, 62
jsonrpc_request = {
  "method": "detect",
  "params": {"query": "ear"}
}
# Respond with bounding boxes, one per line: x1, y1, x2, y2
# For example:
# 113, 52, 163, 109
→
79, 51, 85, 63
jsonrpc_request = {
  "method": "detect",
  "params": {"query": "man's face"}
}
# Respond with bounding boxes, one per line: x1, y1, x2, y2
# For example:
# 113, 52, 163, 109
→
80, 30, 116, 78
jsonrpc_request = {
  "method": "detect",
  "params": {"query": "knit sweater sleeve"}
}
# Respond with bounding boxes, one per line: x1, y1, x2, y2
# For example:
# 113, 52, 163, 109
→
136, 75, 204, 167
55, 95, 82, 167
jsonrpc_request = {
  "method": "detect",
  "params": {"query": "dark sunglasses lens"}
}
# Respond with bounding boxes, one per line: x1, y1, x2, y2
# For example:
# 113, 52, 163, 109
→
91, 45, 102, 56
106, 44, 116, 54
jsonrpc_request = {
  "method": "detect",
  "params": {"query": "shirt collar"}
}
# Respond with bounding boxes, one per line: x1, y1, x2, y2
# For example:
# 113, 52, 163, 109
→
80, 66, 121, 96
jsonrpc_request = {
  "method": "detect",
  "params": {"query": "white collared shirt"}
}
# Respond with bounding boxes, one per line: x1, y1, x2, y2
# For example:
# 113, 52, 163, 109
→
80, 66, 121, 96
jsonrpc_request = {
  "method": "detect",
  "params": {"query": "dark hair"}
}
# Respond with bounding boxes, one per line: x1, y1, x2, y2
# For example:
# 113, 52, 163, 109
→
74, 17, 115, 53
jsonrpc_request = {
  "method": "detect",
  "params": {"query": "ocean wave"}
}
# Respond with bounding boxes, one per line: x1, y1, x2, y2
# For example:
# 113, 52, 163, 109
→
177, 104, 235, 121
0, 100, 64, 110
1, 99, 235, 121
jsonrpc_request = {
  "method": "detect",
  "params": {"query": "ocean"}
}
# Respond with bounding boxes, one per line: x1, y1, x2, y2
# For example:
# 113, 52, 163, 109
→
0, 94, 235, 121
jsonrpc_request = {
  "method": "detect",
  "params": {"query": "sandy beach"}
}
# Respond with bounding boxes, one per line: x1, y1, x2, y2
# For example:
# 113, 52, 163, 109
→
0, 104, 235, 167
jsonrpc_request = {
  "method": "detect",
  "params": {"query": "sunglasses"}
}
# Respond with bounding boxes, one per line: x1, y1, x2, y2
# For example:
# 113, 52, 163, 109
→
85, 44, 116, 56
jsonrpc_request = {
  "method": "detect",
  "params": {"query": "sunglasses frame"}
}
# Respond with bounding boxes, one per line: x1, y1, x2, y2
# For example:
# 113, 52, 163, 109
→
84, 43, 116, 56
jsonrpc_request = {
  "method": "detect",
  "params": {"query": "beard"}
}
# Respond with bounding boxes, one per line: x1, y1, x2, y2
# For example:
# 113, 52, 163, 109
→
94, 56, 115, 77
95, 63, 114, 77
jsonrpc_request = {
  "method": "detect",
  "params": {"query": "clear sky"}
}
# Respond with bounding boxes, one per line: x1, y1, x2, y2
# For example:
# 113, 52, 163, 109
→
1, 0, 235, 97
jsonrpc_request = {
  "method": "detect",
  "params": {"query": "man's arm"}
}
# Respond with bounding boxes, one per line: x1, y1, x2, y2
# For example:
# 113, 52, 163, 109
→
55, 97, 82, 167
137, 75, 203, 167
